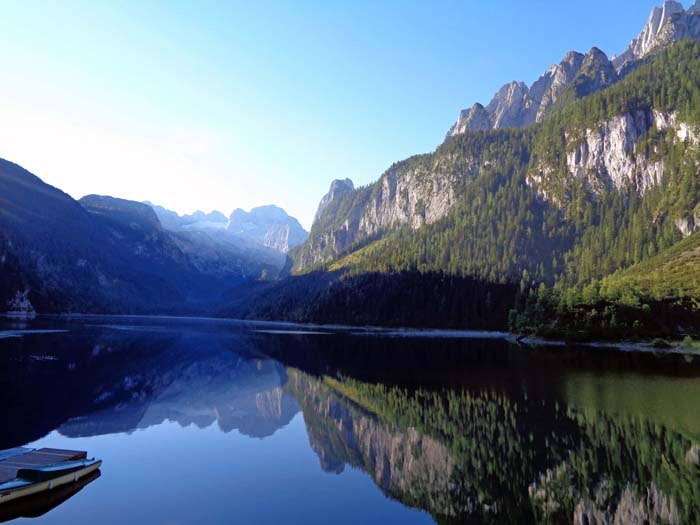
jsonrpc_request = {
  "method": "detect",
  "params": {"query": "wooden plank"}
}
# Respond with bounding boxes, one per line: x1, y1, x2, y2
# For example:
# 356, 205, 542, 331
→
0, 448, 89, 483
36, 449, 87, 460
2, 455, 65, 467
0, 450, 87, 469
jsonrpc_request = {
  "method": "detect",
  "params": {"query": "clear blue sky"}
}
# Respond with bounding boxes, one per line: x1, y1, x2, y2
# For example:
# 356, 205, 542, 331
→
0, 0, 672, 228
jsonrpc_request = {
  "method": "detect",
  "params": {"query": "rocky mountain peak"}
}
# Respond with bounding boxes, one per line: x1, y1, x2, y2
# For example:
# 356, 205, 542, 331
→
229, 205, 290, 225
445, 103, 490, 137
227, 205, 308, 253
578, 47, 617, 85
446, 51, 589, 138
585, 46, 607, 60
191, 210, 228, 223
314, 178, 355, 222
487, 81, 529, 129
613, 1, 700, 72
446, 2, 700, 140
562, 50, 584, 65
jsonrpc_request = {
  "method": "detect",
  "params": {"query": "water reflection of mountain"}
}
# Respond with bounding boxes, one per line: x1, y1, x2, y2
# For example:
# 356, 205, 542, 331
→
0, 327, 298, 446
286, 368, 698, 524
262, 333, 700, 525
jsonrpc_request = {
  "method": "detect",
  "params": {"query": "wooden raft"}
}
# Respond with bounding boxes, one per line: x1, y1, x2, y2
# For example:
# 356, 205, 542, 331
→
0, 449, 86, 485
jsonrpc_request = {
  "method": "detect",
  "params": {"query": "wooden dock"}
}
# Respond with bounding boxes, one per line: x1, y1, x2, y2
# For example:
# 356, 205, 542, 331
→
0, 449, 87, 485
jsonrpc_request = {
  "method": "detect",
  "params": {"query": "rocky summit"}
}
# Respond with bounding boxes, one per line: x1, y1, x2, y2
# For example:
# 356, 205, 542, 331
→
446, 1, 700, 137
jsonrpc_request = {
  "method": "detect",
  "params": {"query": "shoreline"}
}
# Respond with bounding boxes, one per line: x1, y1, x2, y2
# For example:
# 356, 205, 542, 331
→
3, 313, 699, 356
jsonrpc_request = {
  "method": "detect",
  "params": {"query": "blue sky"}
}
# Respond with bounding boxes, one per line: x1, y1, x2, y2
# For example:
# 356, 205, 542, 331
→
0, 0, 673, 228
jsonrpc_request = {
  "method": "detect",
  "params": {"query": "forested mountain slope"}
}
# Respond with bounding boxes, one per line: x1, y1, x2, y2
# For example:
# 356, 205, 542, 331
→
298, 41, 700, 282
248, 38, 700, 335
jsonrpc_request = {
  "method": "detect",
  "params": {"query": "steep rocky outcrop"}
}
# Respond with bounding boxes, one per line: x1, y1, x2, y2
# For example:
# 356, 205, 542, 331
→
446, 1, 700, 138
314, 178, 355, 222
446, 48, 617, 136
534, 51, 586, 123
486, 81, 530, 129
296, 151, 480, 269
445, 103, 490, 136
613, 0, 700, 72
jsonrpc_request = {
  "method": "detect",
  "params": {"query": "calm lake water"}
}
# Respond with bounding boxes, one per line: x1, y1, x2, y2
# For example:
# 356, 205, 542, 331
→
1, 316, 700, 524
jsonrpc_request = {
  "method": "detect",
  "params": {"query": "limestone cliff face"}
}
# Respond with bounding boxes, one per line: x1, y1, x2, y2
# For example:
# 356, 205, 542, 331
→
528, 110, 700, 233
298, 107, 700, 270
295, 152, 478, 269
486, 81, 530, 129
295, 2, 700, 271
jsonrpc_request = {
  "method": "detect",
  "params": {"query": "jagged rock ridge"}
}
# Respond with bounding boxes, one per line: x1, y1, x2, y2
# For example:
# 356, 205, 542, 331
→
446, 1, 700, 137
446, 47, 617, 136
149, 202, 308, 254
613, 0, 700, 72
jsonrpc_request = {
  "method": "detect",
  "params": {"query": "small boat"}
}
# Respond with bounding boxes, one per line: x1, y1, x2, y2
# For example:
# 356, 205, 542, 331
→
0, 447, 101, 505
0, 470, 100, 523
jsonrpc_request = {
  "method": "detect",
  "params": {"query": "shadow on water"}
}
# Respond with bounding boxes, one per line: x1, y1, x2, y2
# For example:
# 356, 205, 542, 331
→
2, 317, 700, 524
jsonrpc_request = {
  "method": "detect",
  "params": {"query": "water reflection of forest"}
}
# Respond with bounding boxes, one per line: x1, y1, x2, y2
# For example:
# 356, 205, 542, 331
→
288, 368, 698, 524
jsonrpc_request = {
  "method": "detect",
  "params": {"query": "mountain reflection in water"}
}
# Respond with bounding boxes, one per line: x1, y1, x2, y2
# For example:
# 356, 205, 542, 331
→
1, 317, 700, 524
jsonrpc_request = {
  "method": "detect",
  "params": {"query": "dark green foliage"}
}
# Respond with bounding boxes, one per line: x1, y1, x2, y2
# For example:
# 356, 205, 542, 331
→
226, 270, 517, 330
512, 232, 700, 340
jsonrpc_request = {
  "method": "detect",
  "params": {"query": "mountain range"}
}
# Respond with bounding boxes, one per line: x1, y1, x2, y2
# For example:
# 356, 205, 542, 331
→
0, 159, 306, 314
147, 202, 307, 254
4, 1, 700, 339
233, 1, 700, 338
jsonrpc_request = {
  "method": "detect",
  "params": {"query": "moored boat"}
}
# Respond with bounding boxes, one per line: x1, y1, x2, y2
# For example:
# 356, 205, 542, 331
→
0, 448, 101, 505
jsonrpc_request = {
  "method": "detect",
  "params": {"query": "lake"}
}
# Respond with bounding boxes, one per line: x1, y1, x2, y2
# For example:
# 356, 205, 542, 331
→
1, 316, 699, 524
